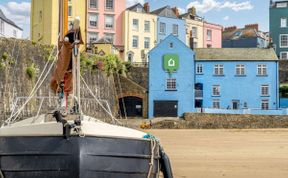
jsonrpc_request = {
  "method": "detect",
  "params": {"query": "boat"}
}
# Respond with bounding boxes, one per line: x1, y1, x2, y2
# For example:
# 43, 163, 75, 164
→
0, 1, 173, 177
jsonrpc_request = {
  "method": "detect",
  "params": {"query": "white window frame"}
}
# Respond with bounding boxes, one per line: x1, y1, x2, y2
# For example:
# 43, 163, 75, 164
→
88, 13, 98, 28
281, 18, 287, 28
89, 0, 98, 9
207, 29, 212, 41
280, 51, 288, 60
132, 19, 139, 31
166, 78, 176, 90
105, 0, 114, 11
214, 64, 224, 75
196, 64, 203, 74
280, 34, 288, 48
160, 22, 166, 34
212, 99, 220, 109
144, 37, 150, 49
132, 35, 138, 48
257, 64, 267, 76
104, 15, 114, 29
212, 85, 220, 96
88, 32, 98, 44
144, 21, 150, 32
172, 24, 178, 36
192, 27, 197, 38
13, 29, 17, 38
104, 33, 114, 43
68, 5, 72, 17
236, 64, 245, 75
261, 100, 269, 110
261, 85, 269, 96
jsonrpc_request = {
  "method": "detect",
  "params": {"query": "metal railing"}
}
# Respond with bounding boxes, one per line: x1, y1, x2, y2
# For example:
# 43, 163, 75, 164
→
131, 62, 149, 68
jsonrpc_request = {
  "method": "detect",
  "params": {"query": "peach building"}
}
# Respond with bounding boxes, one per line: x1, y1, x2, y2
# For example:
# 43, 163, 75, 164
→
204, 22, 223, 48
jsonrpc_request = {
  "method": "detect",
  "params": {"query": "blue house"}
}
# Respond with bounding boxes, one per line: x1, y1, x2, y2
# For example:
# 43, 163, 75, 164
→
151, 6, 186, 44
149, 35, 282, 118
148, 35, 195, 118
222, 24, 269, 48
194, 48, 279, 112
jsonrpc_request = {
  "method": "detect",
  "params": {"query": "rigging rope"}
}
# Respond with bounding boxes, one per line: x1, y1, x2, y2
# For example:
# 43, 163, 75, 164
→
147, 138, 157, 178
116, 73, 127, 119
80, 75, 123, 125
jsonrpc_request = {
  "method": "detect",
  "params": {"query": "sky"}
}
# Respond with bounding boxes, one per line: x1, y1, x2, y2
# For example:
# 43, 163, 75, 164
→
0, 0, 271, 39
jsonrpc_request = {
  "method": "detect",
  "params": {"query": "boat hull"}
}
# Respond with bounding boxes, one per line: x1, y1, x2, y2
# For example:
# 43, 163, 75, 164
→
0, 136, 160, 178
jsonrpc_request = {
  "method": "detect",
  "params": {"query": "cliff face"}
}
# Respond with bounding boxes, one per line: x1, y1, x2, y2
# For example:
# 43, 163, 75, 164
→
0, 38, 117, 124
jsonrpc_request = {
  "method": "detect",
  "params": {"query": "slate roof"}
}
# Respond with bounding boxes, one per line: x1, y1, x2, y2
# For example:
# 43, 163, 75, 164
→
194, 48, 278, 61
0, 9, 22, 30
223, 28, 268, 41
150, 6, 178, 18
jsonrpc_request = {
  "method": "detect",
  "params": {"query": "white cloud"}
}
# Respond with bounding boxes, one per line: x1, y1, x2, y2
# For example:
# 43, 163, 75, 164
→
0, 2, 31, 28
223, 16, 229, 20
186, 0, 253, 14
126, 0, 145, 7
178, 7, 186, 14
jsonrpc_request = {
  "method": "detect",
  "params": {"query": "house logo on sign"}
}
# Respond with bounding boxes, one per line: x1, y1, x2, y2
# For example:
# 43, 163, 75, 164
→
163, 54, 179, 73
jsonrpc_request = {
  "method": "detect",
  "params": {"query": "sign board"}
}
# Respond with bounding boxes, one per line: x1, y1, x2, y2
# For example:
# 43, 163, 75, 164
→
163, 54, 179, 73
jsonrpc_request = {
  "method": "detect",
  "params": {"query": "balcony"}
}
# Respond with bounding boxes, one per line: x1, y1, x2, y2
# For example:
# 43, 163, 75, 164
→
132, 62, 149, 68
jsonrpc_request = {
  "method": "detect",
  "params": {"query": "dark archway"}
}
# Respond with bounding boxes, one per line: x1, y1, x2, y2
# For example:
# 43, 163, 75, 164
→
119, 96, 143, 117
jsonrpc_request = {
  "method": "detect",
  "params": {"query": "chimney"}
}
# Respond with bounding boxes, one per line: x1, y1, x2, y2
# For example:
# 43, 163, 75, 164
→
245, 24, 259, 31
188, 7, 196, 16
224, 26, 237, 32
172, 7, 180, 17
144, 2, 150, 13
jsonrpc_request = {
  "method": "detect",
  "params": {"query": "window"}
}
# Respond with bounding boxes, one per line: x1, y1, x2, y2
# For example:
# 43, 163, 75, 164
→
68, 21, 73, 30
193, 42, 198, 48
166, 78, 176, 90
207, 30, 212, 41
88, 32, 98, 44
281, 18, 287, 28
132, 36, 138, 48
261, 85, 269, 96
280, 52, 288, 60
89, 0, 98, 9
104, 33, 114, 43
144, 37, 150, 49
128, 52, 134, 62
68, 6, 72, 16
236, 64, 245, 75
0, 20, 4, 34
196, 64, 203, 74
276, 2, 288, 8
105, 15, 114, 29
105, 0, 114, 10
39, 11, 42, 23
89, 13, 98, 28
261, 100, 269, 110
192, 27, 197, 38
160, 23, 166, 34
136, 7, 142, 12
207, 44, 212, 48
144, 21, 150, 32
169, 42, 173, 48
213, 99, 220, 109
214, 64, 224, 75
13, 30, 17, 37
257, 64, 267, 75
132, 19, 139, 31
172, 24, 178, 36
280, 34, 288, 48
212, 85, 220, 96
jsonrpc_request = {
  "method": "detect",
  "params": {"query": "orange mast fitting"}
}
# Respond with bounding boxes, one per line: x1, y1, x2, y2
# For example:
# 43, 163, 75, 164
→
62, 0, 68, 36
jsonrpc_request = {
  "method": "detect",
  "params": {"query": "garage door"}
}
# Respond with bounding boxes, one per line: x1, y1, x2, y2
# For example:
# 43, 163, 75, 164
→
154, 101, 178, 117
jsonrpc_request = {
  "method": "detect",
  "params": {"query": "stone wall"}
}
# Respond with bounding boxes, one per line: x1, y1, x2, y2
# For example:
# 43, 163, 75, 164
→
0, 38, 117, 124
127, 67, 148, 88
279, 60, 288, 83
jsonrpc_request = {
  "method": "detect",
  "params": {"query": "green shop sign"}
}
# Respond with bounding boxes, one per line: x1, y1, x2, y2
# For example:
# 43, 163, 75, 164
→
163, 54, 179, 73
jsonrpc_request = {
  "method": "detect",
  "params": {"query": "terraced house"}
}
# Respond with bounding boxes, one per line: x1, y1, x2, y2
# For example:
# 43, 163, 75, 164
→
270, 0, 288, 60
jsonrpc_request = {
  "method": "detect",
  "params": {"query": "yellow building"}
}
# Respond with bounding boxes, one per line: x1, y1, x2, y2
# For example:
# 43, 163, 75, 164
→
124, 3, 157, 64
179, 7, 204, 48
30, 0, 86, 46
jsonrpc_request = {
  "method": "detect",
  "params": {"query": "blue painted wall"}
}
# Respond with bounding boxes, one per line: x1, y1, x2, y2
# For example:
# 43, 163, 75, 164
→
223, 37, 268, 48
157, 16, 186, 44
148, 35, 195, 118
196, 61, 279, 110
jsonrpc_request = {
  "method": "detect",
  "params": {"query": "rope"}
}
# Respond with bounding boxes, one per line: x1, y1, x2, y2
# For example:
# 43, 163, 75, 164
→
80, 75, 122, 125
0, 169, 4, 178
116, 73, 127, 119
147, 138, 157, 178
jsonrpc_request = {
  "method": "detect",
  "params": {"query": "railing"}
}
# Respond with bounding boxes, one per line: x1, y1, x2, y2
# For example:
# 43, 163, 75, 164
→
195, 90, 203, 99
195, 108, 288, 116
131, 62, 149, 68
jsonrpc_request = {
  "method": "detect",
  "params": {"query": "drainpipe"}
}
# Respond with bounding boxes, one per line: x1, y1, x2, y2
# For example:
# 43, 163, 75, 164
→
276, 61, 279, 109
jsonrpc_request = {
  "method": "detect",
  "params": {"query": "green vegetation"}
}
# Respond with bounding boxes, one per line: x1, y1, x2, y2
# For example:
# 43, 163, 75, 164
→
280, 85, 288, 97
0, 52, 15, 70
26, 63, 37, 80
80, 53, 131, 76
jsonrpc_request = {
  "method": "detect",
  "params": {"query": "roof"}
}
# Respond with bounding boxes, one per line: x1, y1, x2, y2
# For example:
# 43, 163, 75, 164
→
194, 48, 278, 61
126, 3, 146, 12
223, 27, 269, 41
150, 6, 178, 18
179, 12, 203, 21
0, 9, 22, 30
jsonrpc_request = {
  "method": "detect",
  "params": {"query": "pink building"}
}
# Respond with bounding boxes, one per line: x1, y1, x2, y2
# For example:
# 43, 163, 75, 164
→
86, 0, 125, 47
204, 22, 223, 48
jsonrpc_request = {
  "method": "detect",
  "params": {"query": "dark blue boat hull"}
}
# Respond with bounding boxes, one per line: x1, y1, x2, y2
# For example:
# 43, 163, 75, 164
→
0, 136, 160, 178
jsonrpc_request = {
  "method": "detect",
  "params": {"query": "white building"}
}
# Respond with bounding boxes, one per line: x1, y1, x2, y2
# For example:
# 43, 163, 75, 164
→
0, 9, 23, 39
